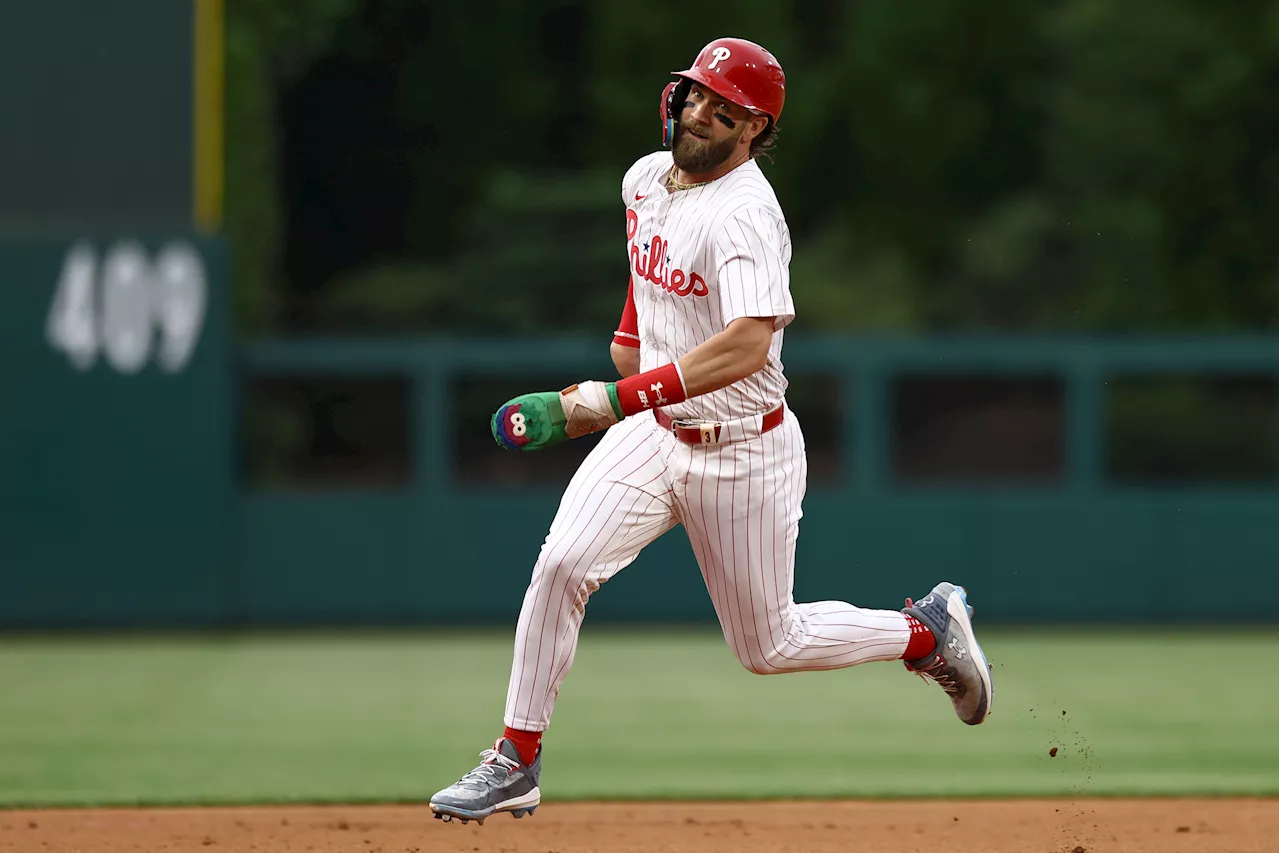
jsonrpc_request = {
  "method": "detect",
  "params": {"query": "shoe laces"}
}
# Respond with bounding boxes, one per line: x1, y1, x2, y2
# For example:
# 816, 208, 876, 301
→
457, 746, 520, 787
911, 654, 960, 697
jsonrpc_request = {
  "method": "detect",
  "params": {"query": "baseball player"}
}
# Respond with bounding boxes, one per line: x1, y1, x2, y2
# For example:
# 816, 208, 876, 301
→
429, 36, 993, 826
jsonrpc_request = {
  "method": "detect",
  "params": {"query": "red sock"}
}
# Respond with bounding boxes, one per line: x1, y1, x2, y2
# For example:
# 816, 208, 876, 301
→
902, 615, 936, 661
502, 727, 542, 766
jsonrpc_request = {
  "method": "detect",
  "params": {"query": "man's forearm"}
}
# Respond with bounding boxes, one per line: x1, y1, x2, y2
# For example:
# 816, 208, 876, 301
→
604, 317, 774, 419
676, 317, 774, 398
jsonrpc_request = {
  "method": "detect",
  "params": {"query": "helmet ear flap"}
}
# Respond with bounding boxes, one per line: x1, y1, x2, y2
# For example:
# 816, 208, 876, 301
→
660, 79, 692, 148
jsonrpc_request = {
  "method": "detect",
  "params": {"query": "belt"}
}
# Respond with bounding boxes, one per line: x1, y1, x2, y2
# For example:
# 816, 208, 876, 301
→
654, 404, 785, 445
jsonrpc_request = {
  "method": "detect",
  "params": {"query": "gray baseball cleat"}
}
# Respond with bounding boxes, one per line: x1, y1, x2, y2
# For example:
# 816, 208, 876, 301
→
429, 738, 541, 825
902, 582, 994, 725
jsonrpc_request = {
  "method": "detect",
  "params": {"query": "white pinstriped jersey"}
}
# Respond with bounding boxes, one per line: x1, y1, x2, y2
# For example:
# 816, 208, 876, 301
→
622, 151, 794, 422
500, 154, 918, 736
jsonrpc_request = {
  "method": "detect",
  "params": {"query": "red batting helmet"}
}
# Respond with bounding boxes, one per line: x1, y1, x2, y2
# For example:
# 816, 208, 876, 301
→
660, 38, 787, 147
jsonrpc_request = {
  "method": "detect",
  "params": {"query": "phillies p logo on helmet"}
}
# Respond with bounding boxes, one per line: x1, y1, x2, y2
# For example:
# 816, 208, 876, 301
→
658, 37, 786, 147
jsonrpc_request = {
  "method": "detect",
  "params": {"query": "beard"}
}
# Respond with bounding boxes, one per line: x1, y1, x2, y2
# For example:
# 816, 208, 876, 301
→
672, 123, 740, 173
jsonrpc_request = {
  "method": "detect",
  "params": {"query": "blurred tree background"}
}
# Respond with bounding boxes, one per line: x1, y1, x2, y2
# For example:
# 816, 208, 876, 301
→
224, 0, 1277, 338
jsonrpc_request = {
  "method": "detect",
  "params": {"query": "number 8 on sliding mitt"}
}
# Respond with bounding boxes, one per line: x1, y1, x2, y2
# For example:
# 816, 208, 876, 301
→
491, 391, 570, 452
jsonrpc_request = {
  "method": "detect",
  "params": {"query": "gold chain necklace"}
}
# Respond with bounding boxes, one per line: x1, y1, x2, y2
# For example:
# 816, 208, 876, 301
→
666, 166, 713, 192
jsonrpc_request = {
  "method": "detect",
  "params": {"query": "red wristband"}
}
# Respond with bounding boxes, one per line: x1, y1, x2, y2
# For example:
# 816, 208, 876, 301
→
615, 363, 687, 416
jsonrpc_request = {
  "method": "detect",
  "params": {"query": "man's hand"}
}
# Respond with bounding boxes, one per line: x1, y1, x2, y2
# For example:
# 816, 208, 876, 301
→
492, 381, 623, 452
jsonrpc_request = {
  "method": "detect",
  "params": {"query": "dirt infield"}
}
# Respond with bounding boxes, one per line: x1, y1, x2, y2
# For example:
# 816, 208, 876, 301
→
0, 798, 1273, 853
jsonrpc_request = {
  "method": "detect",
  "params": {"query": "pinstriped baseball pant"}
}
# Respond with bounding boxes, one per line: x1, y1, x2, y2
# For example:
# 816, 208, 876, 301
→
504, 409, 911, 732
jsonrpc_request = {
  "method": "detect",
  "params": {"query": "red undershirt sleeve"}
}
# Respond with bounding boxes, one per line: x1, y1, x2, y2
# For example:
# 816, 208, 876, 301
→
612, 276, 640, 348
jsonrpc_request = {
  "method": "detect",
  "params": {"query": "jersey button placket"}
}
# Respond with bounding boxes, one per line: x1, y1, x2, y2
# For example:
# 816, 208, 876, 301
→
655, 187, 672, 229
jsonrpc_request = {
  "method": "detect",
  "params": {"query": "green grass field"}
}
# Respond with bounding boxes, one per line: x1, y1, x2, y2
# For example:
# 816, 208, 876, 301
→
0, 627, 1273, 807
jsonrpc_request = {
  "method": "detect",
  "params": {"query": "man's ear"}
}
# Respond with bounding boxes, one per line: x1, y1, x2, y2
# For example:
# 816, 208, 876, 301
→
744, 114, 769, 145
